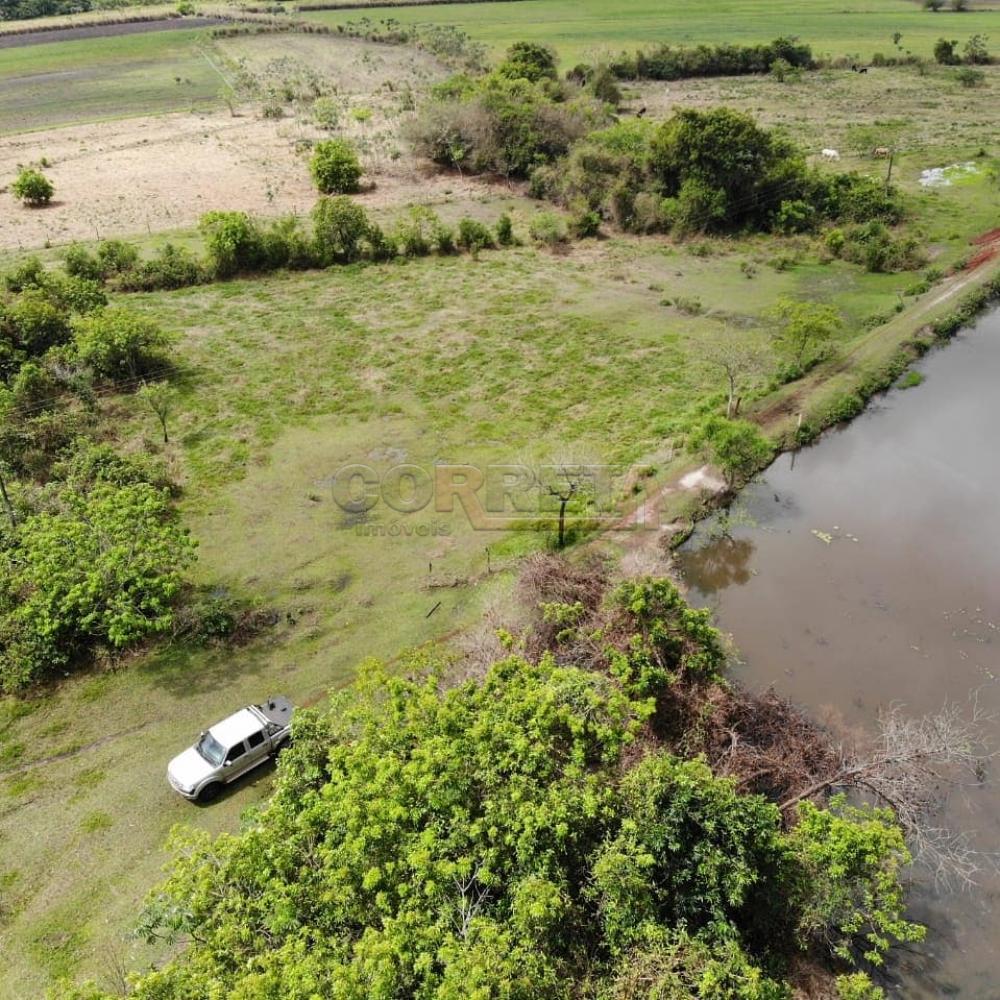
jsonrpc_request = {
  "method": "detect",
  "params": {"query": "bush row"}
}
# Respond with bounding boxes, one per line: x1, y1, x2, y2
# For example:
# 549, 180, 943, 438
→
609, 36, 814, 81
58, 202, 517, 294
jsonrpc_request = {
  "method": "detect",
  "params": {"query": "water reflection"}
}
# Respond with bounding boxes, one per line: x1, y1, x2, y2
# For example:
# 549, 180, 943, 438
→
678, 535, 756, 593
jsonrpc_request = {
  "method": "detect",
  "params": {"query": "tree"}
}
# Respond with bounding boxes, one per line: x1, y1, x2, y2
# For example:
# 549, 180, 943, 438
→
11, 167, 53, 207
768, 297, 842, 370
0, 482, 196, 689
496, 41, 558, 83
525, 455, 601, 548
311, 196, 371, 264
138, 381, 176, 444
703, 334, 772, 418
650, 107, 808, 232
71, 308, 172, 379
694, 416, 774, 489
309, 138, 362, 195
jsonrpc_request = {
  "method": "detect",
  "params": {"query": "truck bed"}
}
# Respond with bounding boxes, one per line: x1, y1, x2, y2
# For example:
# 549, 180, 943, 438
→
256, 696, 293, 728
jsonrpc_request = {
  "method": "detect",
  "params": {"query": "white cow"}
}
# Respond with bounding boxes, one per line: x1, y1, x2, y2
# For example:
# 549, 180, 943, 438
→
820, 148, 841, 161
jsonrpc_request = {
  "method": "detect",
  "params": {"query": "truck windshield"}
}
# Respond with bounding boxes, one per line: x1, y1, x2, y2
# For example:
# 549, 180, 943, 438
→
196, 731, 226, 766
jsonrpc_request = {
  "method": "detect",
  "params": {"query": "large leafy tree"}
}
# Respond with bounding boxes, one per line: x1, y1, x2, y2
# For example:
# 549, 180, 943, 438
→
0, 482, 196, 689
650, 108, 808, 231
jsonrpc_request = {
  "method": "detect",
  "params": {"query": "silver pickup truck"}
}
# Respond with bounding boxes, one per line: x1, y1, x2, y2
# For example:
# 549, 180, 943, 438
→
167, 696, 293, 802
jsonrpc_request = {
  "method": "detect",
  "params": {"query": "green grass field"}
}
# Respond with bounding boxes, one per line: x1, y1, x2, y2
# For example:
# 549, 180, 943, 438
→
0, 29, 220, 133
307, 0, 1000, 62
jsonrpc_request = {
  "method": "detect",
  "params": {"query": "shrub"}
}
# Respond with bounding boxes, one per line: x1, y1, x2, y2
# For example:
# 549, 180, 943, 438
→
955, 66, 985, 88
834, 221, 926, 273
71, 308, 172, 379
617, 36, 813, 82
674, 176, 728, 233
199, 211, 268, 278
55, 441, 165, 489
934, 37, 961, 64
774, 198, 816, 233
11, 168, 53, 207
309, 139, 362, 195
64, 245, 104, 282
96, 239, 139, 277
393, 206, 453, 257
496, 41, 558, 83
362, 222, 397, 262
116, 244, 205, 292
529, 210, 569, 247
40, 272, 106, 315
312, 96, 340, 131
788, 797, 924, 965
262, 216, 318, 271
411, 73, 597, 180
589, 66, 622, 105
5, 291, 71, 355
2, 256, 45, 293
456, 217, 496, 255
312, 196, 370, 264
571, 208, 602, 238
495, 212, 515, 245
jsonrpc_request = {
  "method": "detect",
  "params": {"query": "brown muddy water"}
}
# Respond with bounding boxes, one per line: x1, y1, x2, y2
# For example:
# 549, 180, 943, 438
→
677, 308, 1000, 999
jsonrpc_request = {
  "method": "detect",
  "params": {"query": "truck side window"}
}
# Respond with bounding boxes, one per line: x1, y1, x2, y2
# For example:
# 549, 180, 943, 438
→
247, 731, 265, 749
226, 742, 247, 763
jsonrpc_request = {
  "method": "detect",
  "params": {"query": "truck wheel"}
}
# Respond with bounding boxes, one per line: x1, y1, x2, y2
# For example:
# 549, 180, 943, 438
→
197, 782, 222, 803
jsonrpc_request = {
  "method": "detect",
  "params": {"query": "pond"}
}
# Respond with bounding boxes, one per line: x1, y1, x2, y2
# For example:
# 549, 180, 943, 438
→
677, 307, 1000, 998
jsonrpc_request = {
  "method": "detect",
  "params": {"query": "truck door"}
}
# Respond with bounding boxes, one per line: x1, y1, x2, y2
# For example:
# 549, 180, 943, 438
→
245, 728, 270, 766
224, 740, 250, 780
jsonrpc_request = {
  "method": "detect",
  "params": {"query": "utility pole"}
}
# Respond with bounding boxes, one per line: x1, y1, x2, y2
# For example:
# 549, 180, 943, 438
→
0, 465, 16, 530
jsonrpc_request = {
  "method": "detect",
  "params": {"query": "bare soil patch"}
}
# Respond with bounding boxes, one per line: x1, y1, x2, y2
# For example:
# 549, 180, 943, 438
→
0, 108, 498, 250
